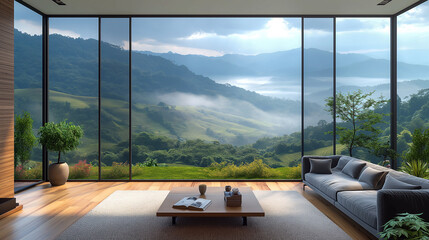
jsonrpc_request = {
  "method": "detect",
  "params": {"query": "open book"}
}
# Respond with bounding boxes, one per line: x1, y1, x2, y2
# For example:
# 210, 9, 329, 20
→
173, 197, 212, 211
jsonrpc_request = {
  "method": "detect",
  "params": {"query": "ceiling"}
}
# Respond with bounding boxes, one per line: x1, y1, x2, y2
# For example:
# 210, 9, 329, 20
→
20, 0, 424, 16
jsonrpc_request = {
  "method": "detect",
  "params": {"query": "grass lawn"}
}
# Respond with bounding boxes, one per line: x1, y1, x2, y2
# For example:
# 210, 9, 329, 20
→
68, 165, 301, 180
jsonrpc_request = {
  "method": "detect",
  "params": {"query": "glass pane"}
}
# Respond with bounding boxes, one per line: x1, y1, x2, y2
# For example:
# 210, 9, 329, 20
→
397, 2, 429, 168
14, 2, 43, 180
49, 18, 99, 179
100, 18, 130, 179
303, 18, 334, 155
131, 18, 302, 179
336, 18, 390, 164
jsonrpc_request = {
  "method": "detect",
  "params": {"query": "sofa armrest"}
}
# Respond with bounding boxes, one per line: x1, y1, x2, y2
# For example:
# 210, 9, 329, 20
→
377, 189, 429, 232
301, 155, 341, 180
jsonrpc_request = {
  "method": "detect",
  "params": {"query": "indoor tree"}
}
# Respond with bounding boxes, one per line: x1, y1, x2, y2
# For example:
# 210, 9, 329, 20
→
38, 120, 83, 186
38, 120, 83, 164
325, 90, 388, 157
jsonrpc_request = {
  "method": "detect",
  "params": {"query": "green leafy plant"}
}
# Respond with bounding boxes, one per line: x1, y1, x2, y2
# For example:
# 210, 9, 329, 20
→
325, 90, 388, 157
14, 112, 37, 168
38, 120, 83, 164
143, 158, 158, 167
103, 162, 129, 179
380, 213, 429, 240
371, 140, 398, 167
208, 159, 280, 178
401, 128, 429, 178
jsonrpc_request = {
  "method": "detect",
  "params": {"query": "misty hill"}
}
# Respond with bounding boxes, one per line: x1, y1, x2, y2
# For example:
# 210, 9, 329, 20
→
15, 29, 314, 115
143, 48, 429, 80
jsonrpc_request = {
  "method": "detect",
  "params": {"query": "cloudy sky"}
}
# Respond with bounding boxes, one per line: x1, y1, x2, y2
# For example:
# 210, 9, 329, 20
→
14, 1, 429, 59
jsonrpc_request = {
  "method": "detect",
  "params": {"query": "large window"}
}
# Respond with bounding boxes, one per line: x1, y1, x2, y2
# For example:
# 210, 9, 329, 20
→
397, 2, 429, 167
17, 12, 418, 180
131, 18, 302, 179
14, 2, 43, 180
336, 18, 390, 164
100, 18, 130, 179
303, 18, 334, 156
49, 18, 99, 179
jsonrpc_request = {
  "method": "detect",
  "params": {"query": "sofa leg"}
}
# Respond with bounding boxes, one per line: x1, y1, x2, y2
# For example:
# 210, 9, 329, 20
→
302, 183, 306, 191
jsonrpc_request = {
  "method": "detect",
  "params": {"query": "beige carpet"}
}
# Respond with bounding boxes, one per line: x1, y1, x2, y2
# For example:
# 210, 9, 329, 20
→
58, 190, 351, 240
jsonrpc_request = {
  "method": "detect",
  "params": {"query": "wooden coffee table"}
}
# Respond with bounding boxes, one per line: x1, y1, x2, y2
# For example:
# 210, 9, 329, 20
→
156, 187, 265, 225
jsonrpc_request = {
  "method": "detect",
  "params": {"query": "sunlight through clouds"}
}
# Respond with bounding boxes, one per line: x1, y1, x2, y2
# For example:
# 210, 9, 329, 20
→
126, 40, 224, 56
178, 32, 218, 40
179, 18, 300, 40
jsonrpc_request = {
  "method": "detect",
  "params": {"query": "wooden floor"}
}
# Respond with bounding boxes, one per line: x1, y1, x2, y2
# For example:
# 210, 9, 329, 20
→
0, 182, 376, 240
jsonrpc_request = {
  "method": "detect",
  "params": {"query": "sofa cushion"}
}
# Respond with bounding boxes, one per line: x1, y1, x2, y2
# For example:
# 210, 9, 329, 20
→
337, 190, 378, 228
382, 174, 422, 189
310, 158, 332, 174
342, 161, 366, 179
358, 167, 386, 188
305, 171, 373, 200
334, 157, 350, 171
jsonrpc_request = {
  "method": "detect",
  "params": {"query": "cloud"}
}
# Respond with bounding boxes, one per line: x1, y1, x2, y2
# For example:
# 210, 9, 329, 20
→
14, 19, 42, 36
336, 18, 389, 33
50, 28, 81, 39
398, 3, 429, 25
159, 18, 301, 55
178, 32, 218, 40
179, 18, 300, 41
126, 40, 224, 57
15, 19, 82, 39
156, 92, 301, 134
338, 48, 389, 54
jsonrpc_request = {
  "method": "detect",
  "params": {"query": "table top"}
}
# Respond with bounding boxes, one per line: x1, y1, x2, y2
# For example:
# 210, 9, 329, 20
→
156, 187, 265, 217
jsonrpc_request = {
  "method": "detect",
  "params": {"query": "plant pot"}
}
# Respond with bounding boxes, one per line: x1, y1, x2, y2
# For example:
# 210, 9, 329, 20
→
48, 162, 69, 186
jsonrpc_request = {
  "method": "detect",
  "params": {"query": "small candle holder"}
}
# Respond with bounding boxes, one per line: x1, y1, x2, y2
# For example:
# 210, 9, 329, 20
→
199, 184, 207, 195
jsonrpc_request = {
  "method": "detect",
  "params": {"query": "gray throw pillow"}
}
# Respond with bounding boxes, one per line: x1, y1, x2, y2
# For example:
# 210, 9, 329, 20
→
358, 167, 385, 188
341, 161, 366, 179
334, 157, 349, 170
309, 158, 332, 174
382, 174, 422, 189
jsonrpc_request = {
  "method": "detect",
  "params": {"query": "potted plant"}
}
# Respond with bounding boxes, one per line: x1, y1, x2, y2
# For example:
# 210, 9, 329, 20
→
38, 120, 83, 186
380, 213, 429, 240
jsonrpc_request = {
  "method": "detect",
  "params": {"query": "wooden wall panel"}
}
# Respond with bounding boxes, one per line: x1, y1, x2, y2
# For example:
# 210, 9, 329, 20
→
0, 0, 15, 199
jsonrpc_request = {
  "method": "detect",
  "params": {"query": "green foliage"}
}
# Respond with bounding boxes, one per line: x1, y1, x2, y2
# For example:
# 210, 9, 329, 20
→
371, 140, 398, 163
14, 112, 37, 167
325, 90, 388, 157
208, 159, 280, 178
102, 162, 129, 179
380, 213, 429, 240
284, 164, 302, 179
401, 129, 429, 178
142, 158, 158, 167
38, 120, 83, 164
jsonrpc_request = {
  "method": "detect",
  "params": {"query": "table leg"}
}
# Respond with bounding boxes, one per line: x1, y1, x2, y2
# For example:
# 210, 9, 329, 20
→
242, 217, 247, 226
172, 216, 177, 225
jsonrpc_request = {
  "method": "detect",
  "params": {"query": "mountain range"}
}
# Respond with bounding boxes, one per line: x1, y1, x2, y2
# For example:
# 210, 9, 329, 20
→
141, 48, 429, 80
14, 29, 429, 145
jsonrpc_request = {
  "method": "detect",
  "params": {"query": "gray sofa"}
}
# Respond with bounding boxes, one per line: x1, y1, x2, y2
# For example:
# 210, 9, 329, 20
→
302, 155, 429, 237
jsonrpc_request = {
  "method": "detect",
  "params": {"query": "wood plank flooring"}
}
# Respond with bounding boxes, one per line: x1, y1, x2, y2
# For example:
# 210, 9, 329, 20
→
0, 182, 376, 240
